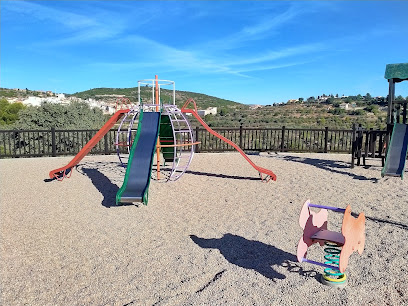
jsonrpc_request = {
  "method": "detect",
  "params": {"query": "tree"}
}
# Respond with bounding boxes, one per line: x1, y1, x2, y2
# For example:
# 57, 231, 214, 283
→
298, 97, 304, 103
365, 93, 372, 101
307, 96, 315, 103
364, 105, 379, 114
0, 99, 26, 125
14, 101, 105, 130
396, 95, 405, 101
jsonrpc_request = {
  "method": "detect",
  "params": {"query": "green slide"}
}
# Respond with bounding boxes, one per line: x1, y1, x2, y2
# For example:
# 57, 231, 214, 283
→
159, 114, 175, 164
381, 123, 408, 179
116, 111, 161, 205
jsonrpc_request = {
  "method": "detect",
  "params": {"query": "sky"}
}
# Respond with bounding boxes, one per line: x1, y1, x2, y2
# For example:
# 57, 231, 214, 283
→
1, 1, 408, 105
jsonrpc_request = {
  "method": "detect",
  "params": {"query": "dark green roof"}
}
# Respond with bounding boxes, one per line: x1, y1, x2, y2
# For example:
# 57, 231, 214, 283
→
384, 63, 408, 81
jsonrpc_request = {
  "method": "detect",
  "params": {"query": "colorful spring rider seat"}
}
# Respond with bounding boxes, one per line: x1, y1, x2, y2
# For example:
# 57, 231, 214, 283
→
297, 200, 365, 287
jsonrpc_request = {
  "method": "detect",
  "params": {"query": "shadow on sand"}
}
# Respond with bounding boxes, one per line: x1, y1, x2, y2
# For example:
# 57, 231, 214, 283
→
351, 212, 408, 230
190, 233, 318, 281
280, 155, 380, 183
186, 170, 260, 181
81, 168, 134, 208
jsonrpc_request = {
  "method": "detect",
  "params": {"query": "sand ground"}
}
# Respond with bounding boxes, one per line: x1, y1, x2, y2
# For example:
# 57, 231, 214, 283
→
1, 152, 407, 305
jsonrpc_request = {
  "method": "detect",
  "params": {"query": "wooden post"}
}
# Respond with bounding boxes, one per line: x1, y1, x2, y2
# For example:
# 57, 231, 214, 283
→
280, 126, 286, 152
239, 124, 243, 148
51, 127, 56, 157
104, 133, 109, 155
357, 124, 363, 166
195, 126, 200, 153
387, 79, 395, 124
324, 127, 329, 153
351, 123, 356, 168
396, 104, 401, 123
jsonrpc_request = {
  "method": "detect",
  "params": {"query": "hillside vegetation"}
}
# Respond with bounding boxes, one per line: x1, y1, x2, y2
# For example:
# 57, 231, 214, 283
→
71, 87, 245, 111
2, 86, 407, 130
71, 88, 400, 130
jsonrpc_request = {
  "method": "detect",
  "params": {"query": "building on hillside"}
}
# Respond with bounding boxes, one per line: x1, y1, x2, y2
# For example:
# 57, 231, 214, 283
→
22, 96, 43, 106
339, 103, 350, 110
197, 107, 217, 116
249, 104, 263, 110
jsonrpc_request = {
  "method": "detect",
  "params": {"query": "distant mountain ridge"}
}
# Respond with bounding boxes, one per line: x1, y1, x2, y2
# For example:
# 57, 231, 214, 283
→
70, 87, 248, 111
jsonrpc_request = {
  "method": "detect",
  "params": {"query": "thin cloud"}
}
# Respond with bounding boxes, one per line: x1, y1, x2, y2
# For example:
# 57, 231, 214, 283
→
204, 3, 310, 51
93, 35, 251, 78
3, 1, 97, 30
236, 61, 314, 73
3, 1, 126, 45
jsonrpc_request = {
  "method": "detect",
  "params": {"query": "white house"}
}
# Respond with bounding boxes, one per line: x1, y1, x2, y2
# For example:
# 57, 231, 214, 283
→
197, 107, 217, 116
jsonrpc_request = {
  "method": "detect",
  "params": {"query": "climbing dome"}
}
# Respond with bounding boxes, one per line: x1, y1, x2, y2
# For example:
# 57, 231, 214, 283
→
115, 77, 196, 182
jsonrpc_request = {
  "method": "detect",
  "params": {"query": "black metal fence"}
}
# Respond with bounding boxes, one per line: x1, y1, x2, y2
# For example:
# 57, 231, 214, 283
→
195, 126, 354, 153
0, 126, 355, 159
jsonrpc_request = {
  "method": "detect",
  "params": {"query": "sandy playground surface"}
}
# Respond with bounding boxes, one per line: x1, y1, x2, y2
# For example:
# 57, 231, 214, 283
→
1, 152, 407, 305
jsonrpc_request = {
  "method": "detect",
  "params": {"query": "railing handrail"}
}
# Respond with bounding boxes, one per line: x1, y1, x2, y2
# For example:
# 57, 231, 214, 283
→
0, 125, 381, 159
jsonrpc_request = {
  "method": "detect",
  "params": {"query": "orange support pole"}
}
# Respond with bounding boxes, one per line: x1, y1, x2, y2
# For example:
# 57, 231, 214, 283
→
155, 75, 160, 180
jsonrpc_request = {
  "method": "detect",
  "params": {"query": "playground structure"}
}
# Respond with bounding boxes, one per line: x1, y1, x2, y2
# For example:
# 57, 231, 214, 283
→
352, 63, 408, 179
297, 200, 365, 288
49, 76, 277, 205
381, 63, 408, 179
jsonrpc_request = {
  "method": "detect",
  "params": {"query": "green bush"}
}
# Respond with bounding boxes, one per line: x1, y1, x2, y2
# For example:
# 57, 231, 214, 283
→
14, 101, 105, 130
0, 99, 26, 125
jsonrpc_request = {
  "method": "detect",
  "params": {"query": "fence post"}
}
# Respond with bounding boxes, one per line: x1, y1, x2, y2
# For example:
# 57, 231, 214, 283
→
324, 127, 329, 153
104, 133, 109, 155
51, 127, 56, 157
280, 126, 286, 152
351, 123, 356, 168
239, 124, 243, 148
195, 126, 200, 153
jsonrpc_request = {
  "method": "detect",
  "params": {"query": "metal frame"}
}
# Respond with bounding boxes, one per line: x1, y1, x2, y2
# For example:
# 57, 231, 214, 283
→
115, 108, 140, 166
162, 104, 195, 181
138, 78, 176, 106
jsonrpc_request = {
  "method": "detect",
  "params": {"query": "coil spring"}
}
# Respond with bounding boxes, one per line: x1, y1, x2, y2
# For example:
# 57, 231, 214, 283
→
323, 242, 345, 280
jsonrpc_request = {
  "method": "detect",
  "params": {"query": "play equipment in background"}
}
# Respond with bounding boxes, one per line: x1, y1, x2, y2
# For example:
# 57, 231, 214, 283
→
351, 63, 408, 173
49, 76, 277, 205
381, 122, 408, 179
297, 199, 365, 288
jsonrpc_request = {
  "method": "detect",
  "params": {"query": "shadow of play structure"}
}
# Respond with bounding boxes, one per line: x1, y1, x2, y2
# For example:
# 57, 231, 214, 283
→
49, 76, 277, 205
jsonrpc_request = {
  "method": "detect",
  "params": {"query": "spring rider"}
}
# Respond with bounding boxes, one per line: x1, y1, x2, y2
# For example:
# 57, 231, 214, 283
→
297, 199, 365, 287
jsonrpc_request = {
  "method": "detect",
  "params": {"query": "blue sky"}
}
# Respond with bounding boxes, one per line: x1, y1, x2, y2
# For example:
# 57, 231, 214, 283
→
1, 1, 408, 105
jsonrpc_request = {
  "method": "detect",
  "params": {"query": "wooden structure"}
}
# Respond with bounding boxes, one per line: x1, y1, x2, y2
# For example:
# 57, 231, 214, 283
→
385, 63, 408, 125
352, 63, 408, 168
351, 124, 387, 168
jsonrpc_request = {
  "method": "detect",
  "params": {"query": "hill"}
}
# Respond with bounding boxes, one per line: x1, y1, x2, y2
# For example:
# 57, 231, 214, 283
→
2, 87, 406, 130
70, 87, 247, 111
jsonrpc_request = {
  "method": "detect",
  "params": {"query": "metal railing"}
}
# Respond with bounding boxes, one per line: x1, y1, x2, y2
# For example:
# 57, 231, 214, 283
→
0, 126, 357, 159
194, 126, 354, 153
